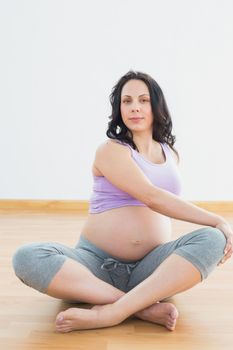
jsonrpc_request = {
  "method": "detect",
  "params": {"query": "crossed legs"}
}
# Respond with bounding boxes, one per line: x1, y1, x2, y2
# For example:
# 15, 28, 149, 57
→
55, 253, 201, 332
47, 257, 181, 331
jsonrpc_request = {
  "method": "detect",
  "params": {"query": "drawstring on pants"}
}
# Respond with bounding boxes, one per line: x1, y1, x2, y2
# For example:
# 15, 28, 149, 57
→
100, 257, 138, 275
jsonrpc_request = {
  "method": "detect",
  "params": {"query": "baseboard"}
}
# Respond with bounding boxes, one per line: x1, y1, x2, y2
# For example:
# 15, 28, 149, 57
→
0, 200, 88, 212
0, 200, 232, 214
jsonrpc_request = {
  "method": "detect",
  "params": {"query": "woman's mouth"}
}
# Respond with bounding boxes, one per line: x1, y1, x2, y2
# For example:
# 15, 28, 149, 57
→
129, 117, 143, 122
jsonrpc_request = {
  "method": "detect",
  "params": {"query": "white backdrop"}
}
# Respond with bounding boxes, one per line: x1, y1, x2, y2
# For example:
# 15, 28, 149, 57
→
0, 0, 233, 201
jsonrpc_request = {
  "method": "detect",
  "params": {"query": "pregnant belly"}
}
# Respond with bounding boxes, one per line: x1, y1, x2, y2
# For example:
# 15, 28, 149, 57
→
81, 206, 172, 261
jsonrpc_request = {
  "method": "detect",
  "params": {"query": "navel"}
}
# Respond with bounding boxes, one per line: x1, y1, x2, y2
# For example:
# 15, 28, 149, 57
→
131, 239, 142, 245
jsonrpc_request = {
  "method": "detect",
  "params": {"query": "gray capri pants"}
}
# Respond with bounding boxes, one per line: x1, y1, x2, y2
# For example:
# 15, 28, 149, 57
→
12, 226, 226, 295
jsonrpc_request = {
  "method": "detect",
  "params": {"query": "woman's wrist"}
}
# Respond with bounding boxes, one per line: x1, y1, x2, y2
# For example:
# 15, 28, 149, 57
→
214, 215, 228, 228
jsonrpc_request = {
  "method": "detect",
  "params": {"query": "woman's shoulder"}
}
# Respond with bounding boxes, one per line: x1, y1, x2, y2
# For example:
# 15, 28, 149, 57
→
92, 139, 135, 178
93, 139, 131, 171
98, 139, 131, 150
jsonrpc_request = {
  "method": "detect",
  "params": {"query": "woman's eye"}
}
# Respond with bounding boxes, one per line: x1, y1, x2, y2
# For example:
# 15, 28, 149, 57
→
122, 99, 149, 103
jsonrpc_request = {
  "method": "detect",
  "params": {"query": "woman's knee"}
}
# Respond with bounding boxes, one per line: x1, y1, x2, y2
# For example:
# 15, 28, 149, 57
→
12, 243, 38, 281
202, 227, 226, 256
12, 242, 66, 293
178, 227, 227, 280
197, 227, 227, 275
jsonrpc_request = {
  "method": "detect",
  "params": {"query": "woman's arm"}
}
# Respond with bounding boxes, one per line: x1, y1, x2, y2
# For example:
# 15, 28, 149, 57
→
148, 187, 226, 227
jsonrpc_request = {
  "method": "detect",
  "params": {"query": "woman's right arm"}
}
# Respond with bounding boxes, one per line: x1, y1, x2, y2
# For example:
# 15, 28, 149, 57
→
147, 187, 226, 228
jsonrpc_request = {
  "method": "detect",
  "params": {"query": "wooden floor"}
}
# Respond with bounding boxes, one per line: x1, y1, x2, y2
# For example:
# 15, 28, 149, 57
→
1, 210, 233, 350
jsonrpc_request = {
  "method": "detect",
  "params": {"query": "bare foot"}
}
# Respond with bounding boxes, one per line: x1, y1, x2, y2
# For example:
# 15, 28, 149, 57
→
92, 301, 179, 331
55, 302, 179, 333
55, 305, 118, 333
135, 301, 179, 331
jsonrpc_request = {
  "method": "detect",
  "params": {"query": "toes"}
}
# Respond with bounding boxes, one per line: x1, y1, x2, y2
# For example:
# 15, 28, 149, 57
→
167, 313, 177, 331
56, 315, 65, 325
171, 311, 176, 319
56, 324, 73, 333
168, 317, 177, 325
56, 327, 72, 333
168, 318, 176, 325
170, 308, 179, 320
169, 319, 176, 326
56, 312, 72, 326
167, 320, 176, 330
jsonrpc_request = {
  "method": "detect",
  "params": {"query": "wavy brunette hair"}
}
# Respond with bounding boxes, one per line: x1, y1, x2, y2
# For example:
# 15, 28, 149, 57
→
106, 70, 179, 162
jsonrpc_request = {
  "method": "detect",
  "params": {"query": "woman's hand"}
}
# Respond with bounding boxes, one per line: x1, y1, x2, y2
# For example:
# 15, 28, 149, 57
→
215, 220, 233, 265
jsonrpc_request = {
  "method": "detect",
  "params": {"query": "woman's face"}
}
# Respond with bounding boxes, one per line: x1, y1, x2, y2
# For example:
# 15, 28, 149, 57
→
120, 79, 154, 133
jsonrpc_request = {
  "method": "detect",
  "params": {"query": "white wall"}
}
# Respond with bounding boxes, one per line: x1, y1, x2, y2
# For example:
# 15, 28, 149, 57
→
0, 0, 232, 201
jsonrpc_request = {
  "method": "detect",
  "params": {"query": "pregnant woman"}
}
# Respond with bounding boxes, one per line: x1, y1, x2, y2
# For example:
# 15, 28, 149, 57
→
12, 70, 233, 333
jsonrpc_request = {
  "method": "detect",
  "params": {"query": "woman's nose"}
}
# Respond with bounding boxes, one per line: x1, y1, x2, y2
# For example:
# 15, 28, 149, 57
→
131, 104, 140, 112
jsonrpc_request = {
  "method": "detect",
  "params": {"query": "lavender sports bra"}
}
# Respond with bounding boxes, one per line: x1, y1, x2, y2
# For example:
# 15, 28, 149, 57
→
88, 140, 182, 214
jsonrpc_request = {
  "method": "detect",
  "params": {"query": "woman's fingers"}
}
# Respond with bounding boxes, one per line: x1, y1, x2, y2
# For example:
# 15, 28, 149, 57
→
219, 238, 233, 265
224, 236, 233, 254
